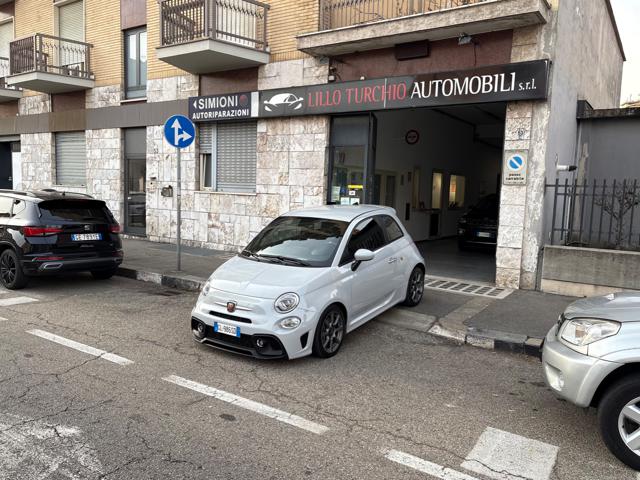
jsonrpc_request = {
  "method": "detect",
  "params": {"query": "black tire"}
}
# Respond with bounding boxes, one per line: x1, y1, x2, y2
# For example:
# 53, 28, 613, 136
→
598, 375, 640, 471
0, 249, 28, 290
312, 305, 346, 358
402, 266, 424, 307
90, 268, 118, 280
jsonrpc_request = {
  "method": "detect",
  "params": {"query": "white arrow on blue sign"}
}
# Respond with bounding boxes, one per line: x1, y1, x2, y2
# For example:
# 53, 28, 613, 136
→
164, 115, 195, 149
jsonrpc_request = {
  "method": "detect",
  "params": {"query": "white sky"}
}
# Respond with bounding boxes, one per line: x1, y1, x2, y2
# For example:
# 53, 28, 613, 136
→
610, 0, 640, 104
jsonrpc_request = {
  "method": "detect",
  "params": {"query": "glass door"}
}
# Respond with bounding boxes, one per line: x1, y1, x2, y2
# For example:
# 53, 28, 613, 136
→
124, 129, 146, 236
327, 114, 377, 206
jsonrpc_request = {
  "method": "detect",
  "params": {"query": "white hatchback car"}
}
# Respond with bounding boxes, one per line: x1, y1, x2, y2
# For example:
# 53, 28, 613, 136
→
191, 205, 425, 359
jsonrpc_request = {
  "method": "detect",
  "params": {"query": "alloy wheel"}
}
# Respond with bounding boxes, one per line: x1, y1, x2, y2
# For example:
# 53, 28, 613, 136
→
618, 396, 640, 456
321, 310, 344, 354
409, 269, 424, 303
0, 253, 16, 285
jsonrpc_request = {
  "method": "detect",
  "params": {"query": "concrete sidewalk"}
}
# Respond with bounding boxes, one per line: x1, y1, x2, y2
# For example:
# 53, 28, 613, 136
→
117, 237, 577, 357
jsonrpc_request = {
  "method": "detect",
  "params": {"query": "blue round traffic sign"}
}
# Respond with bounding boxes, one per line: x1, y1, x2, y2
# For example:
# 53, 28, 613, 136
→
508, 155, 524, 171
164, 115, 195, 149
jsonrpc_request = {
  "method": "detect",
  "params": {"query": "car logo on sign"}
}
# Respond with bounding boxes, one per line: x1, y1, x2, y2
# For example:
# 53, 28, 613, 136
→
227, 302, 237, 313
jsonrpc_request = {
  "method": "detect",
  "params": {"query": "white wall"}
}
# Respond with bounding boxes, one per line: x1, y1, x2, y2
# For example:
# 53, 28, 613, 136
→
375, 108, 502, 242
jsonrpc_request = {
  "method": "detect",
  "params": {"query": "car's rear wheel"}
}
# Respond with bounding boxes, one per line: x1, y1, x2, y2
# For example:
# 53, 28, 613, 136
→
91, 267, 118, 280
598, 375, 640, 470
312, 305, 346, 358
402, 266, 424, 307
0, 249, 28, 290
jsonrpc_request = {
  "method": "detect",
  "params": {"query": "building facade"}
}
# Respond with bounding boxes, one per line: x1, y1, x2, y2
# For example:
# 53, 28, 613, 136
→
0, 0, 625, 290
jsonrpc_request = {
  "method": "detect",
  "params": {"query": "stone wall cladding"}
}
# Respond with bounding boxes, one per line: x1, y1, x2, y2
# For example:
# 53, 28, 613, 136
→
19, 94, 50, 115
146, 116, 329, 251
86, 129, 123, 221
147, 75, 199, 103
86, 85, 122, 109
20, 133, 54, 191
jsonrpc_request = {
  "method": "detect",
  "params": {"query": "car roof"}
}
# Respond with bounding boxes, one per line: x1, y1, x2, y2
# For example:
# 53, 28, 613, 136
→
0, 189, 96, 202
281, 205, 396, 222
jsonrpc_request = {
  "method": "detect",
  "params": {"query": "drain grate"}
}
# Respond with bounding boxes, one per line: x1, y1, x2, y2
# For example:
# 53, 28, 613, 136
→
424, 275, 513, 299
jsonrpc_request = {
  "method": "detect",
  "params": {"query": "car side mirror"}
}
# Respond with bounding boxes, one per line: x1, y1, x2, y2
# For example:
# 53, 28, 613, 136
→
352, 249, 375, 271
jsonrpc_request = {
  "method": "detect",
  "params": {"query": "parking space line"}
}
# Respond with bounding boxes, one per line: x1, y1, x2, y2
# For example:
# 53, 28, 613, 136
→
384, 449, 480, 480
26, 329, 134, 366
163, 375, 329, 435
0, 296, 38, 307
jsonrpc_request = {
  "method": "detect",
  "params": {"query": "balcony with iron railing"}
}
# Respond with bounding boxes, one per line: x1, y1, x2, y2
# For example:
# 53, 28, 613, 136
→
6, 33, 95, 94
297, 0, 550, 57
156, 0, 270, 74
0, 57, 22, 102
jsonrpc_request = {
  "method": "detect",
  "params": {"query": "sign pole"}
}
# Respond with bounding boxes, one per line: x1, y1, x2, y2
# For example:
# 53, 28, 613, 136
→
176, 147, 182, 271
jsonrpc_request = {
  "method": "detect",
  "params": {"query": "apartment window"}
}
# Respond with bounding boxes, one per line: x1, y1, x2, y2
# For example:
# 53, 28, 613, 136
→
0, 19, 13, 59
57, 0, 84, 41
55, 131, 86, 186
125, 27, 147, 99
199, 122, 257, 193
449, 174, 466, 209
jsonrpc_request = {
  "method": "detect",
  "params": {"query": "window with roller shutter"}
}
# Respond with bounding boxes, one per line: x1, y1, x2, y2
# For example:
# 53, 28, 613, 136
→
55, 131, 86, 186
199, 122, 257, 193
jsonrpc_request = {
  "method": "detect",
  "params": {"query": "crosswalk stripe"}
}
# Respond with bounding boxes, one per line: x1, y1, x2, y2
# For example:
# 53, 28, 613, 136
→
0, 296, 38, 307
384, 449, 479, 480
163, 375, 329, 435
27, 329, 134, 366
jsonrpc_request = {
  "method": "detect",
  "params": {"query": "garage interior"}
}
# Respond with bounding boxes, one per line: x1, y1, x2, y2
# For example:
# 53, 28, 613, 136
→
329, 103, 507, 284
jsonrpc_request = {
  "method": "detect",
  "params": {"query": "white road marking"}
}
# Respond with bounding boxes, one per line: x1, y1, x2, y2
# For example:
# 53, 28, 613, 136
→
0, 296, 38, 307
163, 375, 329, 435
461, 427, 559, 480
27, 329, 134, 366
384, 449, 480, 480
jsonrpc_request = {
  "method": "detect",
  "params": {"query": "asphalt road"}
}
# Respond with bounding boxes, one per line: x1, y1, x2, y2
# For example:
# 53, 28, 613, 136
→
0, 275, 636, 480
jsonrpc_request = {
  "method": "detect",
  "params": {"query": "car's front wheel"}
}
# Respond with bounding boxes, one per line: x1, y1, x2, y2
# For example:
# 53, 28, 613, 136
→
598, 375, 640, 470
402, 266, 424, 307
312, 305, 346, 358
0, 249, 28, 290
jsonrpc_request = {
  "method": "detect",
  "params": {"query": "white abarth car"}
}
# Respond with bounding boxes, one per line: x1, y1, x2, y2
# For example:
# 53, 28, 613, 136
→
191, 205, 425, 359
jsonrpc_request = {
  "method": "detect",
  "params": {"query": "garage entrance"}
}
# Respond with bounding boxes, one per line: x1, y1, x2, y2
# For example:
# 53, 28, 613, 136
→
327, 103, 506, 283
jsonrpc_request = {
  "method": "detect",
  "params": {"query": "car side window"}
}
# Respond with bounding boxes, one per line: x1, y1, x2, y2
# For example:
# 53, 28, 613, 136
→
11, 200, 26, 217
340, 217, 387, 265
379, 215, 404, 243
0, 196, 12, 218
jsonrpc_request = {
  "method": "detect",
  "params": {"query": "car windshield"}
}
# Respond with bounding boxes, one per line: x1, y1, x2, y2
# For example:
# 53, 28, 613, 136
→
471, 195, 499, 215
242, 216, 349, 268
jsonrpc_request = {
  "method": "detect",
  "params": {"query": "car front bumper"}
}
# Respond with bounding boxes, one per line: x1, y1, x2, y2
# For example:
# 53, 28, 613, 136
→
542, 325, 621, 407
191, 298, 317, 360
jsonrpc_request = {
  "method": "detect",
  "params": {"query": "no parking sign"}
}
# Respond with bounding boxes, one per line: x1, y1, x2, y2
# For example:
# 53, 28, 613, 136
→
503, 152, 527, 185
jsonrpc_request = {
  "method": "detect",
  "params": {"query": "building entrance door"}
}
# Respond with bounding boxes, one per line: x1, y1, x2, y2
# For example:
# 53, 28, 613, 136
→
124, 129, 146, 236
0, 142, 13, 189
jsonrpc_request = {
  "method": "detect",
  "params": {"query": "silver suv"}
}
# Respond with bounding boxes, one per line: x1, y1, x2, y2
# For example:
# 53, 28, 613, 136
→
542, 292, 640, 470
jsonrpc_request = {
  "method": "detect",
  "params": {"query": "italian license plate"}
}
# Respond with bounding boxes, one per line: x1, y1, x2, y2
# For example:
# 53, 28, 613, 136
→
476, 232, 492, 238
71, 233, 102, 241
214, 322, 240, 338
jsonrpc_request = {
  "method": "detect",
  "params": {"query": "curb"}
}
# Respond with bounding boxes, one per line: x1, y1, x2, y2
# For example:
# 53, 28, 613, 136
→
116, 266, 206, 292
427, 320, 544, 359
116, 265, 544, 359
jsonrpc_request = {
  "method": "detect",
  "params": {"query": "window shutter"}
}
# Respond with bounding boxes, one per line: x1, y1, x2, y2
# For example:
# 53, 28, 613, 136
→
0, 21, 13, 58
55, 131, 86, 186
216, 122, 256, 193
198, 124, 212, 154
58, 1, 84, 41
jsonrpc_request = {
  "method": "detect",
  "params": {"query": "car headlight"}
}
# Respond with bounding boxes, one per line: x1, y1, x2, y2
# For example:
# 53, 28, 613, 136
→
274, 293, 299, 313
201, 282, 211, 297
560, 318, 620, 346
278, 317, 301, 329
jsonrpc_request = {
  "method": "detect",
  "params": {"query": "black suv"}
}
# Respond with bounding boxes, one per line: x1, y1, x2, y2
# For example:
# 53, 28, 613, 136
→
0, 189, 123, 289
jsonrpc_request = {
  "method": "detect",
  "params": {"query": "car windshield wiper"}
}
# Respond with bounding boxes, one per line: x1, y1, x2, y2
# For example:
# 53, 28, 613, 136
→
259, 255, 311, 267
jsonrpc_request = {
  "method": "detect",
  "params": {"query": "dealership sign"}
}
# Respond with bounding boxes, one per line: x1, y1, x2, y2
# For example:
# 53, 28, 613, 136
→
189, 60, 550, 122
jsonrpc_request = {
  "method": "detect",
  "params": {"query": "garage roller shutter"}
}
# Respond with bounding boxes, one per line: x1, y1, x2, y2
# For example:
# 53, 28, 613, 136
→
198, 124, 212, 154
55, 131, 86, 186
216, 122, 256, 193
